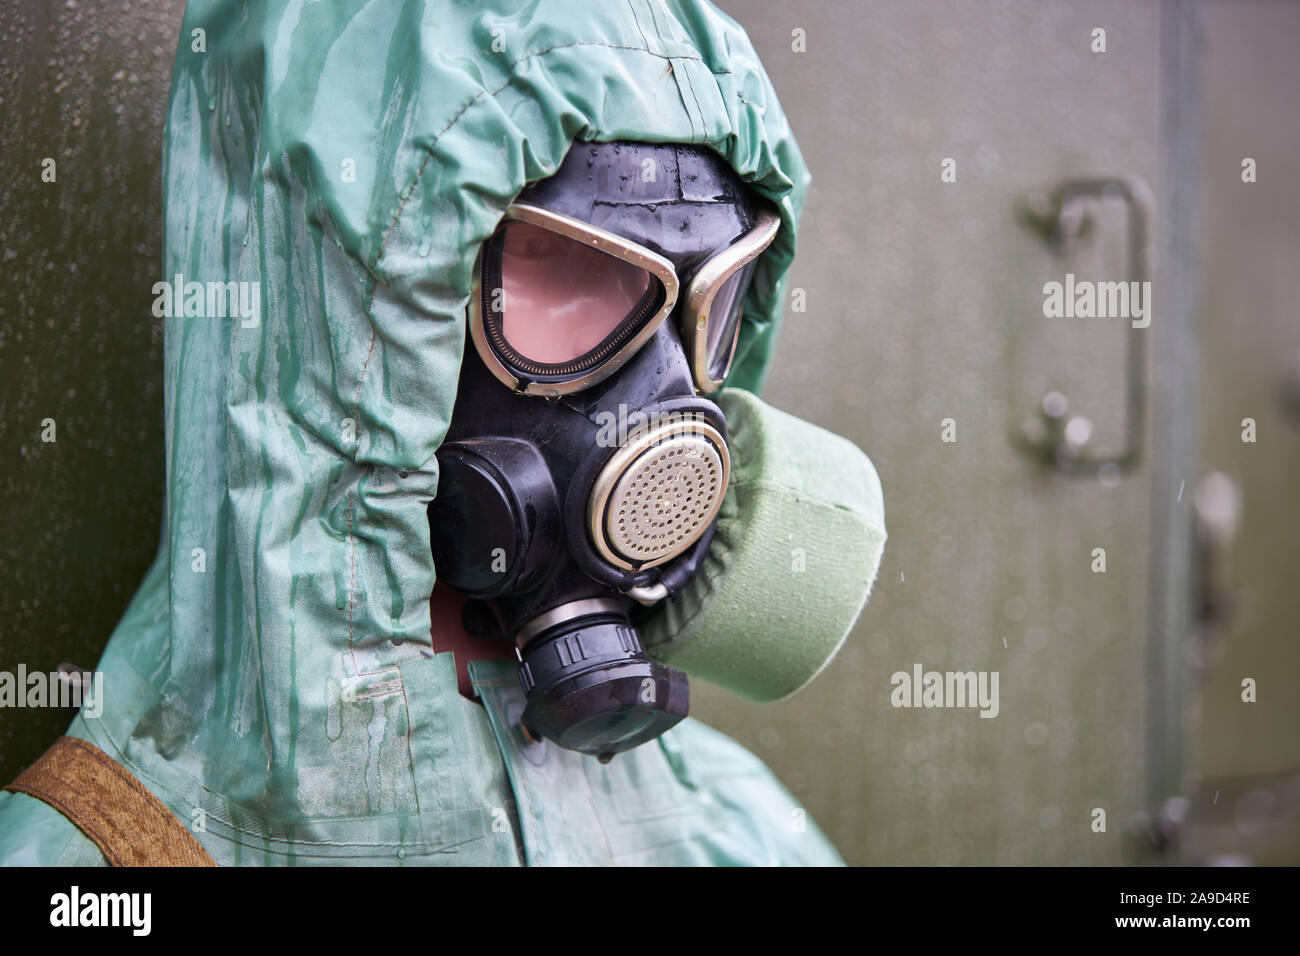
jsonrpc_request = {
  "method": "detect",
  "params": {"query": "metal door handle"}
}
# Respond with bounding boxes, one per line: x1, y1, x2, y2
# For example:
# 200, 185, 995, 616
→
1016, 176, 1154, 477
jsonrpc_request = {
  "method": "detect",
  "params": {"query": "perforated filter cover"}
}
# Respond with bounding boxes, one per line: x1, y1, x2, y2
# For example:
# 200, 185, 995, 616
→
589, 421, 730, 571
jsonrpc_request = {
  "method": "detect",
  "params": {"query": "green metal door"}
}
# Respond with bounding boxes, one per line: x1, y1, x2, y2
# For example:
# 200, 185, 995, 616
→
700, 0, 1201, 864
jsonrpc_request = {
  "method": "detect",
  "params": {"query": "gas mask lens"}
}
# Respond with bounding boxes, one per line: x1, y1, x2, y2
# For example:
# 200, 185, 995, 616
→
471, 202, 780, 396
680, 205, 781, 392
703, 265, 753, 383
489, 220, 663, 369
473, 204, 677, 394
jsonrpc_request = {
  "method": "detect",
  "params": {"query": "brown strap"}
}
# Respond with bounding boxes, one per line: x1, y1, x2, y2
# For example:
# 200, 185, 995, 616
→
4, 736, 217, 867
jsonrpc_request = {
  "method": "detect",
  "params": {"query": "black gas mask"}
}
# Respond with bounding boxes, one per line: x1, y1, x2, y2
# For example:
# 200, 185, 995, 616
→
428, 141, 779, 760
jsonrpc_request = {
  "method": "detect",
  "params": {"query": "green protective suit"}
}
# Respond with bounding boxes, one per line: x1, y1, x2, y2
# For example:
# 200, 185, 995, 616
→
0, 0, 886, 865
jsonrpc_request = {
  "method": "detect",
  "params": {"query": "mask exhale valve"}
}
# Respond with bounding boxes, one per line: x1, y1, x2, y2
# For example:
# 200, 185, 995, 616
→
514, 598, 689, 762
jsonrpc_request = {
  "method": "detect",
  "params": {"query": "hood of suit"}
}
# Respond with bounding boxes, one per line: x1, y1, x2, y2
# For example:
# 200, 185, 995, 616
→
58, 0, 811, 847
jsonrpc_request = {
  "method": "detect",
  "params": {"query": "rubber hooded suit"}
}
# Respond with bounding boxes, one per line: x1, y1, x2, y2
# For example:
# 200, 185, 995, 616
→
0, 0, 885, 865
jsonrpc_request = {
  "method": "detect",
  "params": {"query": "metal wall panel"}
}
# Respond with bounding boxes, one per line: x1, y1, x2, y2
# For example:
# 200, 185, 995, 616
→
706, 0, 1181, 864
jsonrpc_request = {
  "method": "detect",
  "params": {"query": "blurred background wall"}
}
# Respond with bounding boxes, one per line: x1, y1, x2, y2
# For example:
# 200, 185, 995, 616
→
0, 0, 183, 783
1188, 0, 1300, 862
1, 0, 1296, 864
709, 0, 1175, 865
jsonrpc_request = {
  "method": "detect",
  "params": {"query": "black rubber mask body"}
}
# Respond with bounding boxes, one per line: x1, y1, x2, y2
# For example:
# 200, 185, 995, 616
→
429, 142, 757, 760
